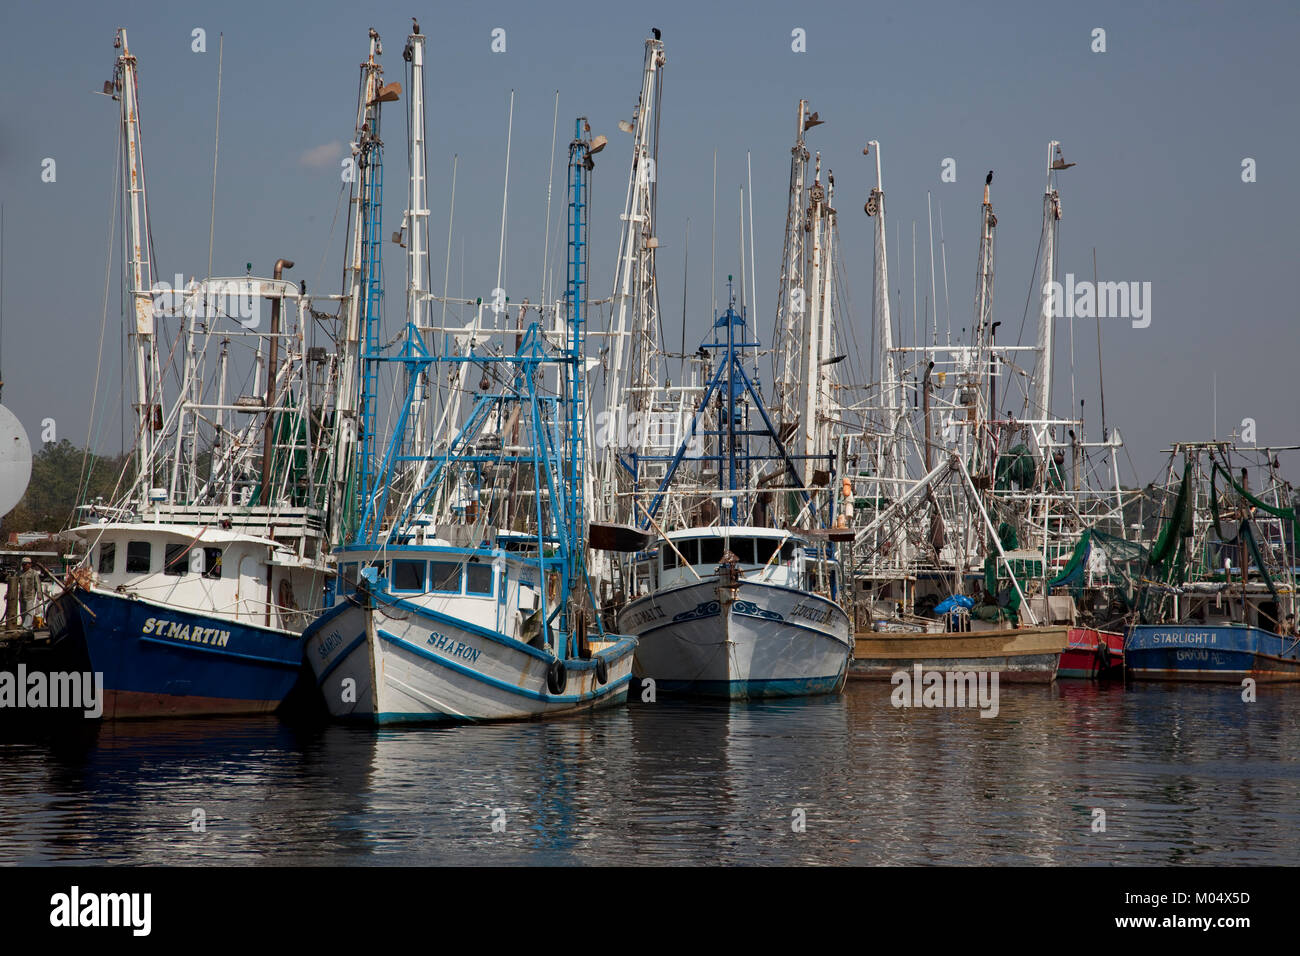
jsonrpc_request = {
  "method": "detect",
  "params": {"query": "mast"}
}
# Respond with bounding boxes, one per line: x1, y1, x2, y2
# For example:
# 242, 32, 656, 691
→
866, 141, 899, 484
330, 29, 386, 546
801, 154, 825, 490
1033, 141, 1063, 421
563, 117, 600, 636
773, 101, 812, 465
599, 31, 665, 525
818, 169, 836, 479
972, 172, 997, 475
404, 25, 431, 457
111, 29, 159, 505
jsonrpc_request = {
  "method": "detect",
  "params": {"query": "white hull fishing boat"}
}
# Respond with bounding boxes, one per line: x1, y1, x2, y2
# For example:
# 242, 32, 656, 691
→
621, 528, 850, 697
304, 29, 635, 722
609, 286, 853, 698
309, 544, 635, 722
584, 67, 851, 698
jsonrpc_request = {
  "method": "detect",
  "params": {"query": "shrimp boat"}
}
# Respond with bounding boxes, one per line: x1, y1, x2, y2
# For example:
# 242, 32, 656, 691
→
612, 289, 853, 698
1058, 627, 1124, 678
303, 29, 635, 722
1126, 442, 1300, 681
41, 30, 341, 718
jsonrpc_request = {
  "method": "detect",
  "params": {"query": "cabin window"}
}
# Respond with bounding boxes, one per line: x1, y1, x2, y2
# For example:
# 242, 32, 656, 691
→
126, 541, 151, 574
339, 563, 358, 589
430, 561, 462, 593
755, 538, 780, 565
662, 545, 678, 570
392, 560, 426, 592
203, 547, 223, 580
163, 544, 189, 576
98, 542, 116, 575
781, 541, 797, 561
729, 538, 756, 564
700, 538, 725, 566
466, 563, 494, 596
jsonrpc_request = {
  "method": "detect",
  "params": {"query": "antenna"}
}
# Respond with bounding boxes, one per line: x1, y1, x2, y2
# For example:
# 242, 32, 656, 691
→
738, 185, 746, 316
495, 90, 515, 320
747, 150, 757, 319
206, 33, 223, 279
541, 91, 559, 306
927, 192, 937, 346
680, 218, 688, 380
711, 149, 717, 317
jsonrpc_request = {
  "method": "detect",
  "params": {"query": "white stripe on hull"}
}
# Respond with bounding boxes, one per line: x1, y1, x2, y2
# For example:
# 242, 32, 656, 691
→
620, 579, 851, 694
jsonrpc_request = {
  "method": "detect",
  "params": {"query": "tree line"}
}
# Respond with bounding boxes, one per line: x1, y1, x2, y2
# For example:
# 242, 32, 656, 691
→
2, 440, 131, 536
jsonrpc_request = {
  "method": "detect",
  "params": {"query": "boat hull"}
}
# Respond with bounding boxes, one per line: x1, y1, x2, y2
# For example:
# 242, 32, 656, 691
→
1125, 624, 1300, 682
849, 626, 1068, 683
303, 592, 637, 723
40, 588, 305, 719
619, 579, 852, 699
1058, 627, 1125, 679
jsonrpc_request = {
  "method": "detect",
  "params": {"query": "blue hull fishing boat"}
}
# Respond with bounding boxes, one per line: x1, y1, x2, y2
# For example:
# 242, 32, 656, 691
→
1126, 624, 1300, 682
1127, 443, 1299, 682
46, 586, 304, 717
29, 31, 337, 719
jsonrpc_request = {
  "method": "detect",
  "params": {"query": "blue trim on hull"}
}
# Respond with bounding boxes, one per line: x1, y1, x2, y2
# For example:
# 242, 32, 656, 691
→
376, 628, 634, 705
371, 687, 631, 725
653, 673, 845, 700
47, 589, 305, 715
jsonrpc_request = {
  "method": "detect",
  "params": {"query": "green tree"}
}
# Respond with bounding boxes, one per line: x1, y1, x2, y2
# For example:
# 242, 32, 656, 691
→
1, 440, 132, 535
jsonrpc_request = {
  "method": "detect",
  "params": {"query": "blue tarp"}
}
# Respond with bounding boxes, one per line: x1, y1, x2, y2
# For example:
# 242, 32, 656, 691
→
933, 594, 975, 615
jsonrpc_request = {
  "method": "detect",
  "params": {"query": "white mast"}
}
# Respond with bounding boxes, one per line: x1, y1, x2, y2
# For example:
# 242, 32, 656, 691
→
406, 25, 430, 455
801, 154, 825, 490
1033, 140, 1063, 423
866, 142, 898, 483
599, 31, 665, 524
113, 29, 158, 505
773, 101, 811, 444
816, 167, 837, 475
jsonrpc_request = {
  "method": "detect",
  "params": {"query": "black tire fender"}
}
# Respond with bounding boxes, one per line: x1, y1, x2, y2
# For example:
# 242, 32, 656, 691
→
546, 658, 567, 695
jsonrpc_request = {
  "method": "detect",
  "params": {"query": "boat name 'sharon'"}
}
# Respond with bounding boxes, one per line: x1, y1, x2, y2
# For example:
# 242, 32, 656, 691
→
141, 617, 231, 647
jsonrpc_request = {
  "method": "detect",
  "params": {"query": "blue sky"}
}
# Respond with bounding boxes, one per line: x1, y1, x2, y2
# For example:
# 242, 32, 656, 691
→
1, 0, 1296, 482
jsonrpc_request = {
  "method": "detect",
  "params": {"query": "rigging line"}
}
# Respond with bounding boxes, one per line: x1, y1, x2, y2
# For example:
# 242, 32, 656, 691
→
541, 92, 559, 308
312, 180, 350, 296
1015, 213, 1046, 354
747, 151, 758, 322
1065, 212, 1077, 420
936, 197, 953, 346
495, 90, 515, 325
80, 136, 124, 509
679, 218, 688, 384
1093, 247, 1107, 440
711, 148, 716, 318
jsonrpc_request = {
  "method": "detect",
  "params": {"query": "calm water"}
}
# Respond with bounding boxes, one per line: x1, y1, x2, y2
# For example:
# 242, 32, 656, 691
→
1, 681, 1297, 865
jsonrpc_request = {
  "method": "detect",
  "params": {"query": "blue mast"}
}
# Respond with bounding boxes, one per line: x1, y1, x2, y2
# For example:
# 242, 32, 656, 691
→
558, 118, 602, 647
356, 121, 384, 543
